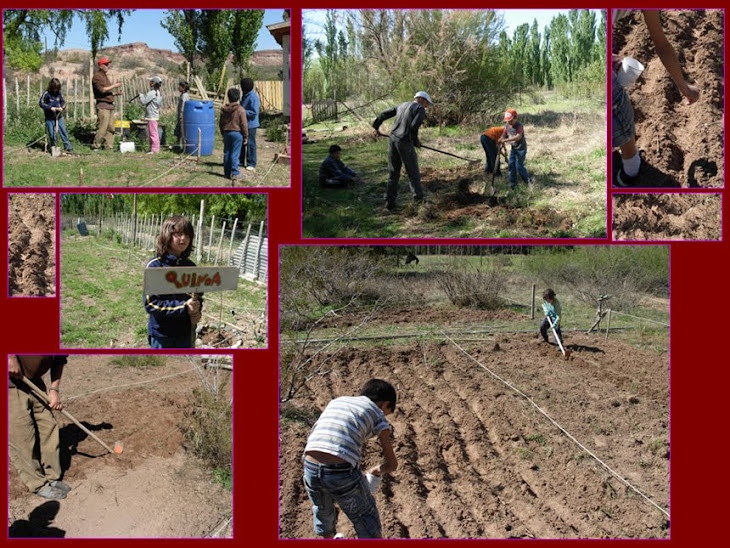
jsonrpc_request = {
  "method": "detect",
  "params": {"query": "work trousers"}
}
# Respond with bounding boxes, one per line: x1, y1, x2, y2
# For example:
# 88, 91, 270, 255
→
8, 382, 62, 493
387, 137, 423, 206
93, 107, 116, 149
508, 148, 530, 189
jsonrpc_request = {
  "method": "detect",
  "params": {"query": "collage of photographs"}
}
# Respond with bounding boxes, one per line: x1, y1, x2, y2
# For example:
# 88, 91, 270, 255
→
0, 5, 725, 544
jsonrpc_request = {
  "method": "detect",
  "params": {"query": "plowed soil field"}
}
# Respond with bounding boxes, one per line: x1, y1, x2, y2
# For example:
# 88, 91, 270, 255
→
612, 193, 722, 240
8, 193, 56, 296
8, 355, 232, 538
613, 10, 724, 188
280, 333, 669, 539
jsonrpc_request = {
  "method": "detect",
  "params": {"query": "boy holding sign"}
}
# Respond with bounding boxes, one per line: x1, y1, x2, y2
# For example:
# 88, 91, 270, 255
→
144, 216, 202, 348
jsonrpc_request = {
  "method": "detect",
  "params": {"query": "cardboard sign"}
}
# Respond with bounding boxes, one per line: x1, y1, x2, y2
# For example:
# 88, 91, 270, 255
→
144, 266, 239, 295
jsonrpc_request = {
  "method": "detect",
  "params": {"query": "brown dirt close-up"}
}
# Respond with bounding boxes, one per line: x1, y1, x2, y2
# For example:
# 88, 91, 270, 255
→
280, 334, 669, 539
8, 355, 232, 538
7, 193, 56, 297
613, 10, 724, 188
612, 193, 722, 241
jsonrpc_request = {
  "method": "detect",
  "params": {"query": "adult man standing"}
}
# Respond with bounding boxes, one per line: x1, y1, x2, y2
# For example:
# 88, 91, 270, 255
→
91, 57, 122, 150
8, 355, 72, 500
372, 91, 433, 211
239, 77, 260, 172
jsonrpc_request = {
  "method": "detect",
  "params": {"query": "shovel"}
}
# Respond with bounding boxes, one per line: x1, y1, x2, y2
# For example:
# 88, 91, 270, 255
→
375, 132, 481, 165
488, 143, 508, 197
50, 113, 62, 158
547, 316, 571, 360
20, 376, 123, 455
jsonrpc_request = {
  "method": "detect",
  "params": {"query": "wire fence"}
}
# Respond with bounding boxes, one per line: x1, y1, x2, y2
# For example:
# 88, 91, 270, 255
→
63, 212, 268, 282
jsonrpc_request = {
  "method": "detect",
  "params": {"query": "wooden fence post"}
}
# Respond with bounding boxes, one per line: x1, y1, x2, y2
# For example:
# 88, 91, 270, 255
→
240, 223, 252, 272
605, 309, 612, 340
207, 215, 215, 263
531, 284, 536, 320
26, 75, 30, 106
214, 221, 227, 265
227, 218, 239, 265
196, 199, 205, 263
253, 221, 265, 281
15, 78, 20, 113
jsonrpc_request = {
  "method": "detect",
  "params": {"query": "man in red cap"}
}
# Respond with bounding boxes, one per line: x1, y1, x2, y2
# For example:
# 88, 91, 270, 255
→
91, 57, 122, 150
499, 108, 532, 190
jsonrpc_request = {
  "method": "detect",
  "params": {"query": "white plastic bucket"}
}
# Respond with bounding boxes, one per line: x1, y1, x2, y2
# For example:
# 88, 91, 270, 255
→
120, 141, 136, 153
617, 57, 645, 87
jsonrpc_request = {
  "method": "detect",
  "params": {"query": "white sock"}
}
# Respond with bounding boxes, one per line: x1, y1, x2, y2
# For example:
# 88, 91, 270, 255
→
623, 152, 641, 177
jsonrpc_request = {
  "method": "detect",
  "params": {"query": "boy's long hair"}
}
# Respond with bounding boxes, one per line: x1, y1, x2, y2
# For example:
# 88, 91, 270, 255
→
360, 379, 397, 411
543, 288, 556, 300
156, 215, 194, 259
47, 78, 61, 94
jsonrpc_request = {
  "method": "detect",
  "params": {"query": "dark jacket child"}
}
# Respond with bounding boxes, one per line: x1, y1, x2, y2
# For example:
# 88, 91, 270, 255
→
144, 216, 203, 348
219, 88, 249, 180
319, 144, 359, 187
239, 77, 260, 171
39, 79, 73, 153
174, 80, 190, 150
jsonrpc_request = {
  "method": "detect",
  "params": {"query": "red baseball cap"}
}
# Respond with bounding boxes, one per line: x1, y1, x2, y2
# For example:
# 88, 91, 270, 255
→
504, 108, 518, 121
97, 57, 111, 66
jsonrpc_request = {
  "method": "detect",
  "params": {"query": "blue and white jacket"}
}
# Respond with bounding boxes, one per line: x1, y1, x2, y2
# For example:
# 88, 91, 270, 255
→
144, 253, 203, 341
39, 91, 66, 120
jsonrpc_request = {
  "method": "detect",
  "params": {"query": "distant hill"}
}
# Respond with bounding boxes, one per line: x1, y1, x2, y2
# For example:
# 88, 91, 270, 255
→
32, 42, 283, 82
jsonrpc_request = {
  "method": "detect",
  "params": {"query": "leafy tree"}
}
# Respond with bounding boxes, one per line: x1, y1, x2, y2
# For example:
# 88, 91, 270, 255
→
3, 9, 130, 67
528, 20, 541, 86
161, 10, 201, 74
231, 10, 264, 75
3, 33, 43, 71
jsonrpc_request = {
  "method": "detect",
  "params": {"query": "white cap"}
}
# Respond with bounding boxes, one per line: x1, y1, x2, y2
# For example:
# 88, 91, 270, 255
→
414, 91, 433, 105
149, 76, 162, 84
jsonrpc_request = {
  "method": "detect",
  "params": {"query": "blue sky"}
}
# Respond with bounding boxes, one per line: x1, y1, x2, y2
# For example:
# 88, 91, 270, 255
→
42, 9, 285, 53
304, 9, 603, 42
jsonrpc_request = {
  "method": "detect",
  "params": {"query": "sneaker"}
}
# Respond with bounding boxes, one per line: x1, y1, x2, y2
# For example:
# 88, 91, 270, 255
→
384, 201, 400, 211
245, 166, 256, 172
333, 533, 346, 539
614, 167, 640, 187
49, 480, 72, 494
36, 484, 66, 500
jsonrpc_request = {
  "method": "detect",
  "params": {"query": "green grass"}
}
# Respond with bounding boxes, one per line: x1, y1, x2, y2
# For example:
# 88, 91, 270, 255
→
302, 89, 606, 239
110, 355, 166, 368
213, 467, 233, 491
61, 233, 267, 348
3, 127, 289, 187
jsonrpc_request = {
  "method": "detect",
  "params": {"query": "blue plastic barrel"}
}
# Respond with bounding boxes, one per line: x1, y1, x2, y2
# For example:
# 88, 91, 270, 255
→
183, 101, 215, 156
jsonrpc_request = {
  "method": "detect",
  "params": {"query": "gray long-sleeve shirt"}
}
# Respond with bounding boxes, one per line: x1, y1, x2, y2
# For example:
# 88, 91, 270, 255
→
373, 101, 426, 144
139, 90, 162, 120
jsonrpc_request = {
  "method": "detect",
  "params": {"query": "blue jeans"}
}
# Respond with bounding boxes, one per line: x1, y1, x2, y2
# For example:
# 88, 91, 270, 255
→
148, 334, 192, 349
45, 118, 72, 151
223, 131, 243, 178
508, 148, 530, 188
480, 134, 500, 175
240, 127, 257, 168
303, 459, 381, 538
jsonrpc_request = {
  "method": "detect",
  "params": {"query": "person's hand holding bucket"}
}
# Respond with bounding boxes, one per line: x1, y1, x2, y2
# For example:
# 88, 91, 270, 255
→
616, 57, 645, 87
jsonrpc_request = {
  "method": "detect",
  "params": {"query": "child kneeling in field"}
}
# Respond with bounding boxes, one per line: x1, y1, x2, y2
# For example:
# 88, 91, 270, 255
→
303, 379, 398, 539
144, 216, 202, 348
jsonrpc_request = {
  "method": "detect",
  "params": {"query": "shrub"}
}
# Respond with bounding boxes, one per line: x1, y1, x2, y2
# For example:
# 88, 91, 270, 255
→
183, 381, 232, 472
261, 113, 287, 143
436, 260, 506, 309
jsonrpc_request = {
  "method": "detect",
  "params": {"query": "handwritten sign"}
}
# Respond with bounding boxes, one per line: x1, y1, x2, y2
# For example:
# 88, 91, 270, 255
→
144, 267, 239, 295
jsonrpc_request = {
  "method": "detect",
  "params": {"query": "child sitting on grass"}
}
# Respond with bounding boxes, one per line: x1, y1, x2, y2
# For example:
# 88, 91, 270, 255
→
39, 78, 73, 154
319, 144, 360, 187
219, 88, 249, 181
612, 9, 700, 186
144, 216, 202, 349
540, 288, 564, 347
303, 379, 398, 539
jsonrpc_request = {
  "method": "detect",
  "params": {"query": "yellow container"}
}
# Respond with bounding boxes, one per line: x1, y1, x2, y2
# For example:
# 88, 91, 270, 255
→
114, 120, 131, 129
